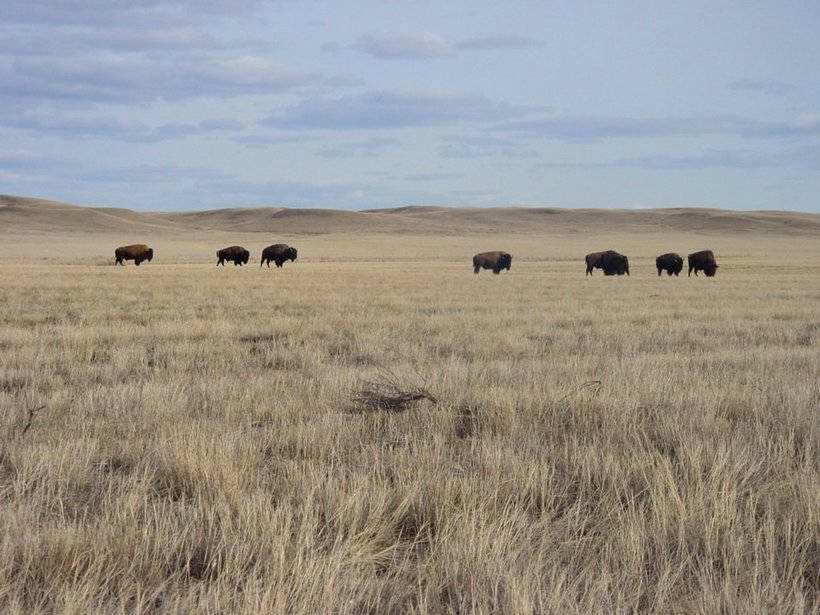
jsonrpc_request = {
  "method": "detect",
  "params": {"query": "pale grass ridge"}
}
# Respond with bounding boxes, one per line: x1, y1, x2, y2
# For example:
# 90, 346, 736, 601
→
0, 231, 817, 613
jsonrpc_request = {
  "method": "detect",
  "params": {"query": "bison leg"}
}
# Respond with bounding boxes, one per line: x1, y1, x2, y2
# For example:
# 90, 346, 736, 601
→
474, 265, 480, 274
134, 259, 141, 266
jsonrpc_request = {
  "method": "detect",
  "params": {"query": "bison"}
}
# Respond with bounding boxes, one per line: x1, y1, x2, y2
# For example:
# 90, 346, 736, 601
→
601, 250, 629, 276
261, 244, 298, 268
585, 252, 605, 275
688, 250, 718, 277
656, 252, 683, 276
217, 245, 250, 266
115, 244, 153, 266
473, 251, 512, 274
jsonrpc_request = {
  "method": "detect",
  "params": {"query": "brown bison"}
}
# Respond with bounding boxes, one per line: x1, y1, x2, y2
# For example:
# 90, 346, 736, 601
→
585, 252, 604, 275
115, 244, 153, 266
216, 245, 250, 266
688, 250, 718, 277
601, 250, 629, 276
261, 244, 297, 268
656, 252, 683, 276
473, 251, 512, 274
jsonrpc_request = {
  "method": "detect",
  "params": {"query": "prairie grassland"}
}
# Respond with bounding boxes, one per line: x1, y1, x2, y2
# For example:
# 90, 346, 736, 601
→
0, 232, 818, 613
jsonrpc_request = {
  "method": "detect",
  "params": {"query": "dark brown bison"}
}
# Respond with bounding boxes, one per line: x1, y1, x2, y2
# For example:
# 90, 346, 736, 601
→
601, 250, 629, 276
688, 250, 718, 277
656, 252, 683, 276
115, 244, 153, 266
216, 246, 250, 266
473, 251, 512, 274
261, 244, 297, 268
585, 252, 604, 275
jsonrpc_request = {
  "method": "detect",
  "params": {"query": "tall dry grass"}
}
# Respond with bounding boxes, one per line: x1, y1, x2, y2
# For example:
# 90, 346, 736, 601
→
0, 233, 817, 613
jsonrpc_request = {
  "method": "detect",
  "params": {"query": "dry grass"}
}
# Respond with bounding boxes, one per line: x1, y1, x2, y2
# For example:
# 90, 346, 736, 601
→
0, 229, 817, 613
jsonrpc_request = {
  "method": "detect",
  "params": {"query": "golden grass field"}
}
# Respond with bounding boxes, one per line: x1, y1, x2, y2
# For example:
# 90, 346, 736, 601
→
0, 197, 818, 613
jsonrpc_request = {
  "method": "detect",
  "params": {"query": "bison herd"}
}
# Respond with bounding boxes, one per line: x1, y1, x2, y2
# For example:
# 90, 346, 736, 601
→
584, 249, 718, 277
114, 244, 298, 268
114, 243, 718, 277
472, 248, 717, 277
585, 249, 718, 277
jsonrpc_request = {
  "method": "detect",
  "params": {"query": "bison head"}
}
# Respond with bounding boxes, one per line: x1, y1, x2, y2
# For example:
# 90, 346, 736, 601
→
704, 264, 718, 277
146, 248, 154, 262
288, 247, 298, 262
241, 250, 250, 265
500, 253, 511, 270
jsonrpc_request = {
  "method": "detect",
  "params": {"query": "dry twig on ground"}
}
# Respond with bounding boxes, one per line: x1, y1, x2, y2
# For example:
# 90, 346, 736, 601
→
20, 404, 45, 436
351, 368, 437, 413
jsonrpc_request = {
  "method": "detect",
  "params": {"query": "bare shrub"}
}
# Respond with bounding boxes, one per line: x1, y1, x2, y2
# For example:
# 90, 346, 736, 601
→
351, 368, 437, 413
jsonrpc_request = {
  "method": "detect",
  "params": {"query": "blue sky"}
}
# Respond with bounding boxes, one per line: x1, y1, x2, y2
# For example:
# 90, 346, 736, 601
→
1, 0, 819, 211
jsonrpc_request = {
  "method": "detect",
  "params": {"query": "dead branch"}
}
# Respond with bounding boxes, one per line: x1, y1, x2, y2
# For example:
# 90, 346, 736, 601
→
351, 368, 437, 413
21, 404, 45, 436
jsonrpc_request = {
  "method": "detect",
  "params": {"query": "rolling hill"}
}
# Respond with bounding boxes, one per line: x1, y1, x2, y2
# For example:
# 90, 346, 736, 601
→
2, 194, 818, 236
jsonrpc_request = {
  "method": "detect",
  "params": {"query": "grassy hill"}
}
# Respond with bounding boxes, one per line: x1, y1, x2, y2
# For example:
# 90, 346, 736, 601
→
3, 194, 818, 236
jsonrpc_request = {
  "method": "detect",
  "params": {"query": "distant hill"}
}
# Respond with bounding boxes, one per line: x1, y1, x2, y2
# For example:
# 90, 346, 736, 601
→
2, 195, 818, 236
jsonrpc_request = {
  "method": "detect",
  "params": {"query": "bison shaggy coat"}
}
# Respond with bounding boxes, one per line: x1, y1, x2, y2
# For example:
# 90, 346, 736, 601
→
585, 252, 605, 275
688, 250, 719, 277
473, 251, 512, 274
217, 246, 250, 266
115, 244, 153, 266
656, 252, 684, 276
261, 244, 298, 268
601, 250, 629, 276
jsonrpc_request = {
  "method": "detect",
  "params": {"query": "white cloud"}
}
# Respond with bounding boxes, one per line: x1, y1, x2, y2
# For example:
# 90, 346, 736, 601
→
264, 89, 528, 130
456, 35, 542, 50
354, 32, 453, 59
492, 114, 820, 141
0, 52, 317, 103
792, 114, 820, 129
316, 137, 400, 158
196, 56, 316, 88
3, 113, 245, 142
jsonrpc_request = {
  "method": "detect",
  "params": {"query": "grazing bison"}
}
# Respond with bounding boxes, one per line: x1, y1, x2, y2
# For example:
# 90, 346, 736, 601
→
585, 252, 605, 275
473, 251, 512, 274
115, 244, 153, 266
261, 244, 298, 268
688, 250, 718, 277
216, 245, 250, 266
656, 252, 683, 276
601, 250, 629, 276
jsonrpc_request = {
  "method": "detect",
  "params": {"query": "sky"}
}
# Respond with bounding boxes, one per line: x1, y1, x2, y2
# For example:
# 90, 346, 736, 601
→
1, 0, 819, 212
